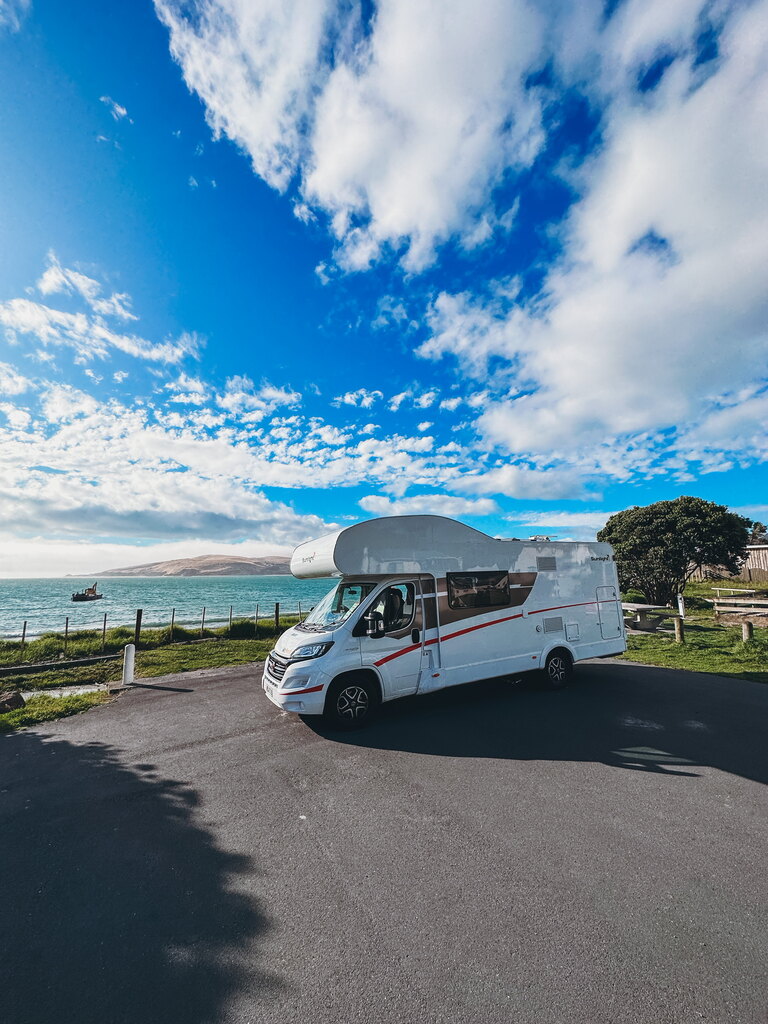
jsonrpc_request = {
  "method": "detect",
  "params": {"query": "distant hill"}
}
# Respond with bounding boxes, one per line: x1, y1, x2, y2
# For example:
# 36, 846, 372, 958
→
78, 554, 292, 577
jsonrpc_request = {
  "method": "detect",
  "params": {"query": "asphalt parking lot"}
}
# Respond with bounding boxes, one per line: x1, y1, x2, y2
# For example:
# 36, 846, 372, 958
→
2, 659, 767, 1024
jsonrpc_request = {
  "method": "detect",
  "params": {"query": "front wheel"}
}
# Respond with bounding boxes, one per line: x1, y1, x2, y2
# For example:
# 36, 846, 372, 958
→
541, 650, 572, 690
323, 676, 380, 730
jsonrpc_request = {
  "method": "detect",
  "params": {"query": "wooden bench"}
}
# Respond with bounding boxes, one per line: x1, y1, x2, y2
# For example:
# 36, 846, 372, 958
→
622, 603, 682, 632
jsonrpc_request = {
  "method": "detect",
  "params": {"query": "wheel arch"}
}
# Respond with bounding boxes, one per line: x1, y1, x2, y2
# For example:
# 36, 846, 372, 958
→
325, 668, 383, 710
537, 642, 576, 670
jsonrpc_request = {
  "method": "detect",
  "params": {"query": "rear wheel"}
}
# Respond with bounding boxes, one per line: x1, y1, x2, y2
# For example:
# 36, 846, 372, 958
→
542, 649, 572, 690
323, 675, 380, 729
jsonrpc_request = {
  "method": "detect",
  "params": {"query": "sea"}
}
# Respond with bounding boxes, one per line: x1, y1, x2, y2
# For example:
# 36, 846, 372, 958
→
0, 576, 336, 640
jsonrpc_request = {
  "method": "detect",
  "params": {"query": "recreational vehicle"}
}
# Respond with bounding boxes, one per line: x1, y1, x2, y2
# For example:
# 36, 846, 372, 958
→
261, 515, 626, 727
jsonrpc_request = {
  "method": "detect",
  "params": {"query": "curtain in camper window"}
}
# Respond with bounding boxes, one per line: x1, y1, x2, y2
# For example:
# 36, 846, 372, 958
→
447, 572, 510, 610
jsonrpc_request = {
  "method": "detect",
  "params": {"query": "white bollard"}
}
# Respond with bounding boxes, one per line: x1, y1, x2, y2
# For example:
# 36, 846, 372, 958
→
122, 643, 136, 686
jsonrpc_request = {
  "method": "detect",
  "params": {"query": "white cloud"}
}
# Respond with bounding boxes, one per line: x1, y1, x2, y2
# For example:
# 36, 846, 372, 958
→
1, 255, 201, 365
508, 510, 622, 531
217, 376, 301, 420
332, 387, 382, 409
165, 373, 208, 405
359, 494, 498, 518
416, 421, 432, 432
100, 95, 131, 122
458, 463, 586, 501
413, 389, 438, 409
0, 0, 30, 31
156, 0, 547, 269
419, 2, 768, 482
0, 297, 200, 364
155, 0, 338, 191
0, 361, 30, 395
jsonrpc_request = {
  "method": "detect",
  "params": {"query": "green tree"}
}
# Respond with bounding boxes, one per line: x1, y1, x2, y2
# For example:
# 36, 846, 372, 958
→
597, 496, 751, 605
748, 521, 767, 544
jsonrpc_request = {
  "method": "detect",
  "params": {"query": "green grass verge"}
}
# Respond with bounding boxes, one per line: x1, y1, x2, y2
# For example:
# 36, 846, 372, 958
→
0, 616, 299, 668
133, 638, 274, 677
618, 622, 768, 684
1, 638, 275, 691
0, 692, 111, 733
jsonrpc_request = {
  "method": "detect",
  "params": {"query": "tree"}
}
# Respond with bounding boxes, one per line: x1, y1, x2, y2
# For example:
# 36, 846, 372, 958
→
748, 521, 767, 544
597, 496, 751, 605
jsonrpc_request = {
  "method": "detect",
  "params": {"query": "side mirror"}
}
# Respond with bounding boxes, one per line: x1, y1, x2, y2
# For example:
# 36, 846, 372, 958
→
365, 611, 385, 639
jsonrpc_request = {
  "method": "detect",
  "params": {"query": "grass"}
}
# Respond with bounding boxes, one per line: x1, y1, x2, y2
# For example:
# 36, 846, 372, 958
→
0, 691, 111, 733
0, 615, 299, 668
0, 636, 281, 692
618, 578, 768, 684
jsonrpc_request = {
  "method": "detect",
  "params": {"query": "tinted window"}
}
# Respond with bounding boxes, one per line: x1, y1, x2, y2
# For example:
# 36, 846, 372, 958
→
447, 571, 510, 610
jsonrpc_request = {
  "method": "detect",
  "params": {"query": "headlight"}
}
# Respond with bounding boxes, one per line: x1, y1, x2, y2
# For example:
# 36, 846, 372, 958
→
290, 641, 334, 660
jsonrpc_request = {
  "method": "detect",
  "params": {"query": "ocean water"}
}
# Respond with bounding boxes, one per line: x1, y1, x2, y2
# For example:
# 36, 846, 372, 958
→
0, 575, 336, 640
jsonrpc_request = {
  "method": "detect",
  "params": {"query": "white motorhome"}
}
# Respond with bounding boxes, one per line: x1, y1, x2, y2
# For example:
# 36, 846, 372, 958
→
262, 515, 626, 728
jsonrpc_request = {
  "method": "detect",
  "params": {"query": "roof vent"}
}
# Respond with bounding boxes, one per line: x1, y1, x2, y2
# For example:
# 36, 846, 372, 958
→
536, 556, 557, 571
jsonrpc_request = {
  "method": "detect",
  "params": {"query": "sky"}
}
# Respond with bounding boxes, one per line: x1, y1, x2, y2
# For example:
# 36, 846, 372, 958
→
0, 0, 766, 576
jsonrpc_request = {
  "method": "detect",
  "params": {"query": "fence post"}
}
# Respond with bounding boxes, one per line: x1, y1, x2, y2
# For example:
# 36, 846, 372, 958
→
20, 620, 27, 661
101, 612, 107, 652
254, 603, 259, 639
64, 616, 69, 655
674, 617, 685, 644
134, 609, 143, 646
200, 606, 206, 638
169, 607, 175, 643
274, 602, 280, 633
122, 643, 135, 686
229, 605, 233, 636
742, 621, 754, 642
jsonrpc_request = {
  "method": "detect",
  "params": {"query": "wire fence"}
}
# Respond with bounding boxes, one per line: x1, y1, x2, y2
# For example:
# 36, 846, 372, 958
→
1, 601, 315, 665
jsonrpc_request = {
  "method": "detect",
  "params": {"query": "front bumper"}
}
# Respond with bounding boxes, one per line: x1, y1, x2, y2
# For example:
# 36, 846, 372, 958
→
262, 656, 329, 715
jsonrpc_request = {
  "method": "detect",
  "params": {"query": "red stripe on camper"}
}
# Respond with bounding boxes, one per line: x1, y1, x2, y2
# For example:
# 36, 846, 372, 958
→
373, 613, 523, 667
277, 684, 325, 696
371, 596, 618, 669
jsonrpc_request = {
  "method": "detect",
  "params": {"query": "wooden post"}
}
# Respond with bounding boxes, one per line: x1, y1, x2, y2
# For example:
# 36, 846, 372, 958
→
676, 593, 685, 619
20, 620, 27, 660
200, 606, 206, 638
63, 616, 69, 655
229, 605, 233, 636
134, 609, 143, 646
169, 608, 175, 643
101, 612, 107, 652
274, 602, 280, 632
254, 603, 259, 639
674, 617, 685, 644
742, 621, 754, 642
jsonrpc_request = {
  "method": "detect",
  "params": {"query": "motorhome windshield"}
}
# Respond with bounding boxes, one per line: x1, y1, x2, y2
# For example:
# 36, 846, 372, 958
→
298, 581, 376, 632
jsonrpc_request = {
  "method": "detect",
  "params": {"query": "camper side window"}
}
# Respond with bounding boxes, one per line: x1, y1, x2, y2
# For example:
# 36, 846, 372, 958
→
447, 571, 510, 610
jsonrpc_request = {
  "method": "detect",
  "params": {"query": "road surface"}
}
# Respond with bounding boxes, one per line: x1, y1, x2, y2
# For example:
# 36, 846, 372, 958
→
2, 659, 766, 1024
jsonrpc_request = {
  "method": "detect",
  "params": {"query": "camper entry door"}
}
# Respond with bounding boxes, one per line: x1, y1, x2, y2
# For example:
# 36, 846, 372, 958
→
362, 581, 425, 697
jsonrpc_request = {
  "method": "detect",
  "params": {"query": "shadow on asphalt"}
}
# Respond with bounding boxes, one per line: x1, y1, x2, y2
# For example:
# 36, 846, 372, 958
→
0, 732, 282, 1024
304, 662, 768, 785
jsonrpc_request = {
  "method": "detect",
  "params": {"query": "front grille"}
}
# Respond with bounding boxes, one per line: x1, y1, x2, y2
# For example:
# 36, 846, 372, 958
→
268, 653, 289, 682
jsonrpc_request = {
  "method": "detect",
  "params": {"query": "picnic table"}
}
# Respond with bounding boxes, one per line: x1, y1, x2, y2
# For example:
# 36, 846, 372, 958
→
622, 603, 682, 632
712, 587, 756, 598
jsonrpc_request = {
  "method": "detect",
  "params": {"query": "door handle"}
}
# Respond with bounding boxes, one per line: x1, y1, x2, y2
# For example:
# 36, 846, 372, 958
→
411, 628, 420, 644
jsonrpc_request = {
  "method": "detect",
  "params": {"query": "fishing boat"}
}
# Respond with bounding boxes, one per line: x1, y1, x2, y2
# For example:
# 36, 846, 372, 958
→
72, 583, 103, 602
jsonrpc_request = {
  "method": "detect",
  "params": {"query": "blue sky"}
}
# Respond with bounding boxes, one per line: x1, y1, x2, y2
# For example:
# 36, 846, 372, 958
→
0, 0, 766, 575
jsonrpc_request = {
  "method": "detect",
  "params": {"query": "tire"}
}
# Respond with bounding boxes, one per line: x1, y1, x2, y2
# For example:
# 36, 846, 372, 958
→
323, 675, 380, 729
541, 649, 572, 690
